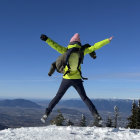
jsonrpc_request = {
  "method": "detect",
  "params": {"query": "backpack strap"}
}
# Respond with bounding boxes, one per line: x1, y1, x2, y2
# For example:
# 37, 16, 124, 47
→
77, 68, 88, 80
77, 51, 88, 80
63, 69, 70, 76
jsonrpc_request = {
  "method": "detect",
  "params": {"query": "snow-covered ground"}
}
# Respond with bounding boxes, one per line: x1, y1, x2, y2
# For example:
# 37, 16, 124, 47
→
0, 125, 140, 140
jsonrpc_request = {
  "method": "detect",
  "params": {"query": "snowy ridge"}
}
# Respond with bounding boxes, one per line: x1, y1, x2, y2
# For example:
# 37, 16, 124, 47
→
0, 125, 140, 140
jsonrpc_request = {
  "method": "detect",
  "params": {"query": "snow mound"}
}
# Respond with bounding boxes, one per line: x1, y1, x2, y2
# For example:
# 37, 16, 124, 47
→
0, 125, 140, 140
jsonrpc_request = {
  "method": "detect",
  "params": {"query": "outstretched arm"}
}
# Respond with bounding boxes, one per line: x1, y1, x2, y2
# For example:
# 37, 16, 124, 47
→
84, 36, 114, 55
40, 34, 67, 54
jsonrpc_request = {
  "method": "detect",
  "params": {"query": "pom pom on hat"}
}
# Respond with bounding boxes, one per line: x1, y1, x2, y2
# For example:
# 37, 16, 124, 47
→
70, 33, 81, 43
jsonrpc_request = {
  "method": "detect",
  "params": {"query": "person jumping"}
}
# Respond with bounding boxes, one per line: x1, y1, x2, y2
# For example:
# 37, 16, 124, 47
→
40, 33, 113, 125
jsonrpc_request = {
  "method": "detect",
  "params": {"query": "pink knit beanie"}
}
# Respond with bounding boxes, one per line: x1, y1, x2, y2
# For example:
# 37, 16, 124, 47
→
69, 33, 81, 43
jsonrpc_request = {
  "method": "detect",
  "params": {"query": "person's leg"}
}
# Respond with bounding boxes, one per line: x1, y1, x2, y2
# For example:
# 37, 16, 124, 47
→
46, 79, 72, 116
72, 79, 99, 118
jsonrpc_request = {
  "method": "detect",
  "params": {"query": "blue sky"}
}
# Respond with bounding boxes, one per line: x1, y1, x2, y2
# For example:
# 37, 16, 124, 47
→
0, 0, 140, 99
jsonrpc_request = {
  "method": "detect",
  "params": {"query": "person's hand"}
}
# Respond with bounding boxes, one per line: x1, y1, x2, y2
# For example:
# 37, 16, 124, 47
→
40, 34, 48, 41
89, 51, 96, 59
109, 36, 114, 41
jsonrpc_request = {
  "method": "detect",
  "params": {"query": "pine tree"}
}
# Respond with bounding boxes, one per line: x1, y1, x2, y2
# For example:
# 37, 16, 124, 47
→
79, 114, 86, 127
136, 100, 140, 129
50, 110, 65, 126
66, 119, 74, 126
114, 106, 119, 128
106, 116, 113, 127
127, 100, 138, 129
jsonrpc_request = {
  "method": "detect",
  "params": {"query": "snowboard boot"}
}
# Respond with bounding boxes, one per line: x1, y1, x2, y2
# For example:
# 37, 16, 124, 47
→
41, 108, 51, 123
93, 114, 103, 127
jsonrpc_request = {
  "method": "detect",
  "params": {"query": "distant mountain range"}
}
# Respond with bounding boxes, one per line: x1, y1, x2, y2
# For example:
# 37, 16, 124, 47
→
0, 98, 138, 113
0, 99, 41, 108
0, 98, 137, 128
35, 98, 138, 113
59, 99, 136, 112
58, 99, 137, 113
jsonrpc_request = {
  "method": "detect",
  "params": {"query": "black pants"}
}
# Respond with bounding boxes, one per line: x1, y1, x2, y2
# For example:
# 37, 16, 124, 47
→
47, 79, 99, 118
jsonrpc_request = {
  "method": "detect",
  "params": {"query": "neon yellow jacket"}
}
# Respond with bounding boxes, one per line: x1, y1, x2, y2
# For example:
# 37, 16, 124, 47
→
46, 38, 110, 79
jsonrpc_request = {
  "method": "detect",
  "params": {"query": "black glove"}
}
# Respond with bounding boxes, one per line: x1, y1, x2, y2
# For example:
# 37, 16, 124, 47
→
89, 51, 97, 59
40, 34, 48, 41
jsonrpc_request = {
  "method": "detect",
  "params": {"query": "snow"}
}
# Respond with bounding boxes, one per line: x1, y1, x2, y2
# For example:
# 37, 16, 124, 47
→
0, 125, 140, 140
